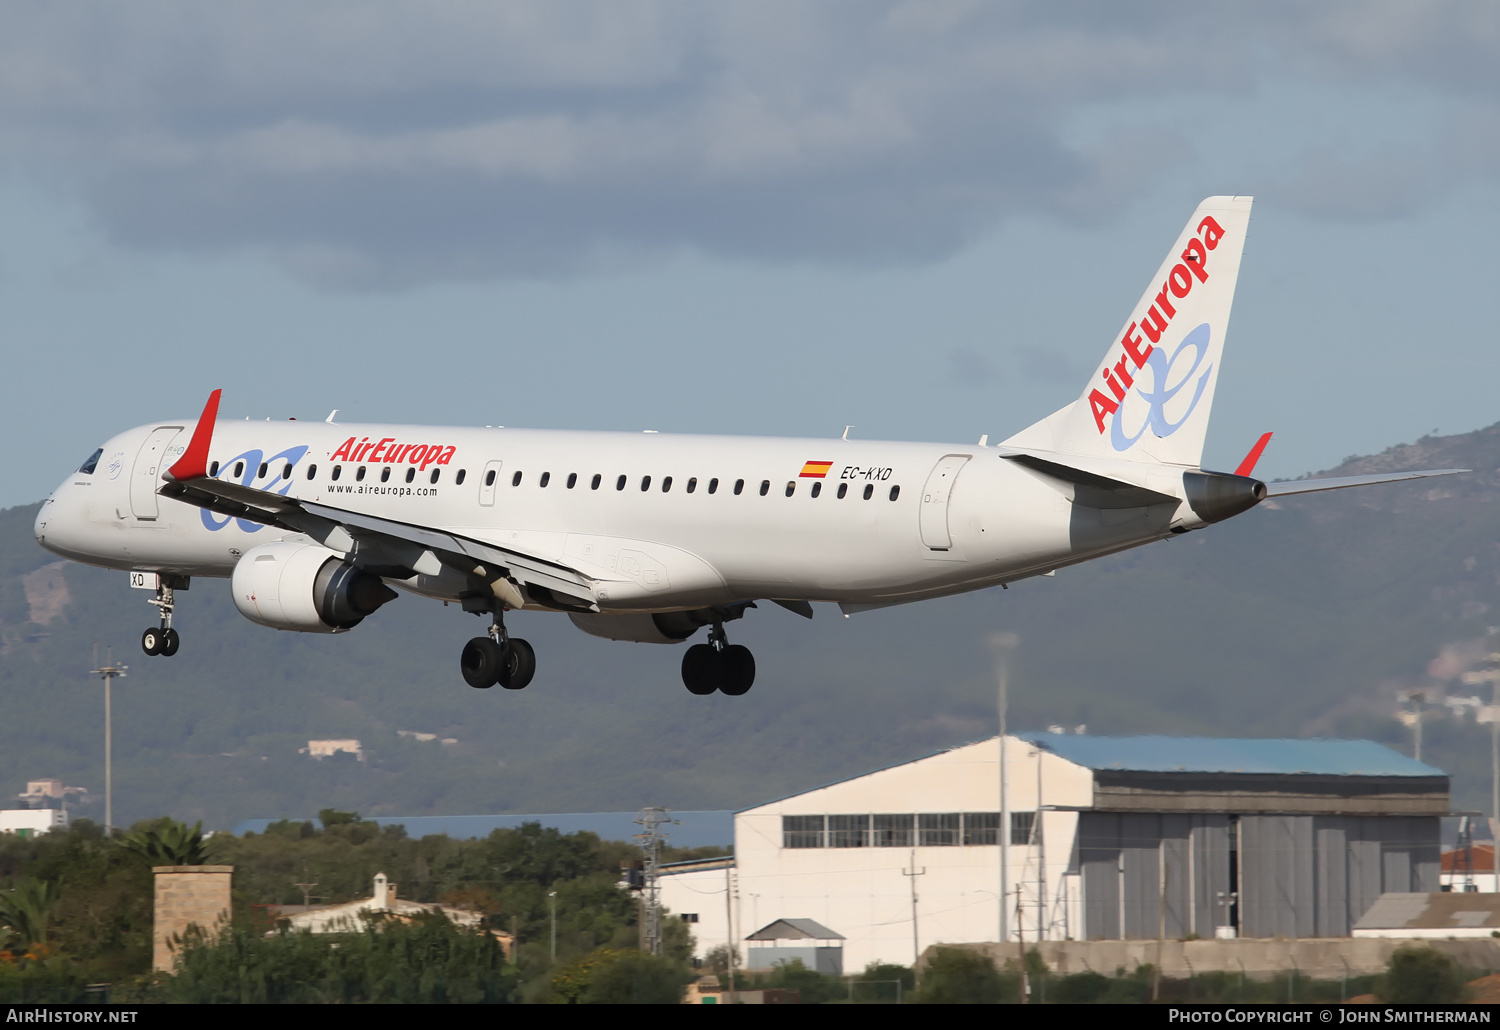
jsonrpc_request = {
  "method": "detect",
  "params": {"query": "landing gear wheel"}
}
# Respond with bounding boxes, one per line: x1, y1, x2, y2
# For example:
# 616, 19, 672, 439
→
142, 628, 163, 656
159, 628, 180, 657
501, 638, 536, 691
682, 643, 720, 695
461, 636, 504, 688
719, 644, 756, 696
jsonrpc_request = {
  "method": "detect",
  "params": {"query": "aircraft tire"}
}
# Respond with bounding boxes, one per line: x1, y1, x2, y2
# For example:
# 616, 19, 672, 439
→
719, 644, 755, 696
461, 636, 503, 688
141, 628, 163, 656
682, 644, 719, 695
502, 638, 536, 690
160, 628, 180, 657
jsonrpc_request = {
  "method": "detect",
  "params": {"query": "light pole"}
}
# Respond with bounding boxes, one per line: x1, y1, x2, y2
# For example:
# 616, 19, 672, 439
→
1461, 632, 1500, 825
548, 890, 557, 961
89, 647, 127, 835
989, 632, 1019, 954
1397, 690, 1426, 762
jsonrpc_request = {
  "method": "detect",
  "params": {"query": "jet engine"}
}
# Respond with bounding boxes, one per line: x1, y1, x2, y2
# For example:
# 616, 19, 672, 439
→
231, 541, 397, 632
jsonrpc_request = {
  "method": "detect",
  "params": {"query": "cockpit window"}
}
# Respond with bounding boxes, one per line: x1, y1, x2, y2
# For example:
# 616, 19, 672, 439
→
78, 448, 103, 475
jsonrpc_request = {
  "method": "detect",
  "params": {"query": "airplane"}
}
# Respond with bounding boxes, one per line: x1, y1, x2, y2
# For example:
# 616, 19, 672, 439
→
33, 196, 1464, 695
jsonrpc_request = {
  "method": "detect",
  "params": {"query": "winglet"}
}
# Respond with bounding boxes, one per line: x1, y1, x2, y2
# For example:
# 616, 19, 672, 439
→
165, 389, 222, 482
1234, 432, 1273, 477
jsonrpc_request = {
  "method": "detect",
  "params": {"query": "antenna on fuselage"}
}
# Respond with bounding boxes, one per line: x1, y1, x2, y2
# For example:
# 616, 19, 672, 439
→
842, 426, 854, 441
325, 410, 339, 424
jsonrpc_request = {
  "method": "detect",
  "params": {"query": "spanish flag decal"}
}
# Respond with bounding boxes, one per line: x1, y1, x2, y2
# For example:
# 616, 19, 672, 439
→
799, 460, 834, 479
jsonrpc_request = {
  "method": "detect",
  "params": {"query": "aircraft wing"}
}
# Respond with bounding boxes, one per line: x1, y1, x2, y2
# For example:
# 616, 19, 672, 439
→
157, 391, 599, 610
1264, 469, 1468, 497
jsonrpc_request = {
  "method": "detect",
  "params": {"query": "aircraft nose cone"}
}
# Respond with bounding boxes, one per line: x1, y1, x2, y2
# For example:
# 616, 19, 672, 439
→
33, 498, 50, 544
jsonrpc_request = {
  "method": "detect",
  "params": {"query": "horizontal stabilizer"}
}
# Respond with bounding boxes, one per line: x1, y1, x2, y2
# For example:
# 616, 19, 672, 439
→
1266, 469, 1467, 497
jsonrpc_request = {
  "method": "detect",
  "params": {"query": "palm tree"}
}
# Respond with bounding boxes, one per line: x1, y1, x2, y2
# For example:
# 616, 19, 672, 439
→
0, 879, 61, 956
117, 819, 214, 865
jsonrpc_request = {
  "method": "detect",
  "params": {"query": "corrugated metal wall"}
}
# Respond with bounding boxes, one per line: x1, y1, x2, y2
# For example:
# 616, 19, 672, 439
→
1080, 812, 1439, 940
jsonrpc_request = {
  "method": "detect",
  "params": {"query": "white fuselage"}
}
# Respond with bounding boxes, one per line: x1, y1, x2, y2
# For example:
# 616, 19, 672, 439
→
35, 418, 1185, 614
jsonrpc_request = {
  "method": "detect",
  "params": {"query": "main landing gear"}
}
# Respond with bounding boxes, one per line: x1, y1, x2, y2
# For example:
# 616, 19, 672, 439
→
681, 620, 755, 696
461, 609, 535, 690
141, 576, 185, 657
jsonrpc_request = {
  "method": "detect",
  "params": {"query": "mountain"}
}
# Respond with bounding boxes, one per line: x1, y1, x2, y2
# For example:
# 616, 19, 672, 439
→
2, 424, 1497, 828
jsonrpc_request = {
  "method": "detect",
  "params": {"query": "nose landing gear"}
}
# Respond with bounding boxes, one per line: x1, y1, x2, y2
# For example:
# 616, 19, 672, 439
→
460, 608, 536, 690
681, 620, 755, 696
140, 576, 186, 657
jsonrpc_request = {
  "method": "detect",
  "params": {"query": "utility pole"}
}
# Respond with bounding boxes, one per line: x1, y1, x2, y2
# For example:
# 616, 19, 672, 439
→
723, 861, 738, 1004
634, 807, 677, 956
89, 646, 127, 835
902, 853, 925, 967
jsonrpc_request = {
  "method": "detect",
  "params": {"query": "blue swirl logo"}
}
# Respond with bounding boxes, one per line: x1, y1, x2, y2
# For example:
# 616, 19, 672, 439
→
201, 445, 310, 532
1110, 323, 1213, 452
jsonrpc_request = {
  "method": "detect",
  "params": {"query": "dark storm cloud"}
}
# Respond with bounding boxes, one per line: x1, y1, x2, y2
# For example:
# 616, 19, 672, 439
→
1, 1, 1497, 287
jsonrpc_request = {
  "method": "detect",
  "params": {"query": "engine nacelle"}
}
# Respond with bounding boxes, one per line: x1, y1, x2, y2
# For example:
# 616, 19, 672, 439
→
568, 611, 710, 644
231, 542, 398, 633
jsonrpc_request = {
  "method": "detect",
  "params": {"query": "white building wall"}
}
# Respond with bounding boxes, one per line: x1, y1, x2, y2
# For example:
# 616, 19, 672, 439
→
663, 736, 1094, 972
0, 809, 67, 836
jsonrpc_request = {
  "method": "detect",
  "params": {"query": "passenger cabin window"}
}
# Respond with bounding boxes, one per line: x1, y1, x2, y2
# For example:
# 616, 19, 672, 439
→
640, 475, 652, 491
234, 461, 245, 478
566, 473, 577, 489
209, 461, 220, 477
708, 478, 719, 494
406, 468, 416, 483
258, 463, 268, 479
837, 483, 847, 499
591, 474, 601, 490
811, 482, 821, 498
306, 464, 317, 480
381, 468, 391, 482
512, 471, 522, 487
662, 476, 672, 493
616, 475, 627, 491
356, 466, 366, 482
686, 477, 697, 493
784, 481, 795, 497
78, 448, 103, 475
331, 466, 341, 481
759, 480, 770, 496
283, 463, 293, 480
863, 484, 874, 500
540, 472, 551, 488
485, 469, 496, 487
889, 485, 900, 501
455, 469, 467, 485
734, 479, 744, 495
430, 469, 440, 484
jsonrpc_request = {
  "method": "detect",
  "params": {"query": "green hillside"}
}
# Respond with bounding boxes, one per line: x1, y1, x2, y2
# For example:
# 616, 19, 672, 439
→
3, 424, 1498, 827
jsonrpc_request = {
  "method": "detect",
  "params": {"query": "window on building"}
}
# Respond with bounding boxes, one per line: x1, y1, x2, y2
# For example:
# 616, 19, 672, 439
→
1010, 811, 1036, 845
828, 814, 870, 848
872, 814, 914, 848
680, 913, 699, 923
782, 815, 825, 849
919, 813, 961, 847
963, 812, 999, 846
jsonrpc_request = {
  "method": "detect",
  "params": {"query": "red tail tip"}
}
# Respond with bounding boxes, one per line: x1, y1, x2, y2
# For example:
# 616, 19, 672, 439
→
1234, 432, 1273, 478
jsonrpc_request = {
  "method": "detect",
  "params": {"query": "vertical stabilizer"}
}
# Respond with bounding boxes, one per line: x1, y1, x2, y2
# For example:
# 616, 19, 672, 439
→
1004, 196, 1252, 467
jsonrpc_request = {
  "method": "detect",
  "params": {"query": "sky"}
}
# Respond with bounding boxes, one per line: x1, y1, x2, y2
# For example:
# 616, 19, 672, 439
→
4, 1, 1500, 509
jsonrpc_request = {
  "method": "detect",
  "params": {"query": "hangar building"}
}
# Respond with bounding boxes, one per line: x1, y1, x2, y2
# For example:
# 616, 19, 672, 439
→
659, 734, 1446, 971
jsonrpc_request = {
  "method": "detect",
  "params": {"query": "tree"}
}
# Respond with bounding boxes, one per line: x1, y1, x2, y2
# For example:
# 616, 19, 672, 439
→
913, 947, 1009, 1004
1382, 945, 1469, 1003
0, 879, 61, 955
116, 819, 214, 866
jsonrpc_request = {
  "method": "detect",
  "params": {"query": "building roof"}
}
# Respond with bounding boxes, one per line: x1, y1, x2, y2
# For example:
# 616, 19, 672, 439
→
1354, 893, 1500, 931
746, 918, 844, 942
1020, 733, 1444, 778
